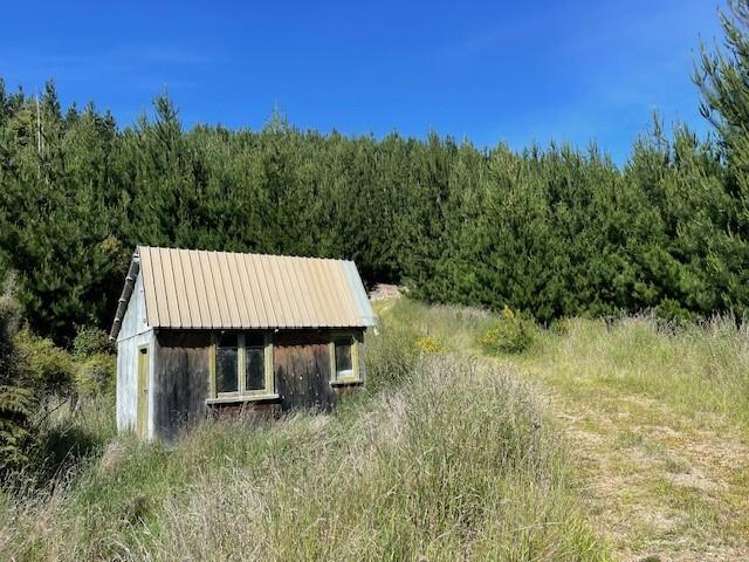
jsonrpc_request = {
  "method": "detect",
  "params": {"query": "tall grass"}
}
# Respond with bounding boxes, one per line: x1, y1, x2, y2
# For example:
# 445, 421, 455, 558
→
138, 356, 604, 561
0, 324, 607, 561
527, 315, 749, 432
374, 298, 495, 356
4, 298, 747, 561
378, 298, 749, 433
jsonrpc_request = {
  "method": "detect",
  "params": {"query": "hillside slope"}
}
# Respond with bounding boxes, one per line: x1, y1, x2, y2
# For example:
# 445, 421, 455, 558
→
380, 298, 749, 561
3, 298, 747, 561
0, 310, 607, 561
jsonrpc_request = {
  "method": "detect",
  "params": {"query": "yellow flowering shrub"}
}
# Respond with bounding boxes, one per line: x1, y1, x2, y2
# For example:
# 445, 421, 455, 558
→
415, 335, 445, 353
478, 306, 535, 354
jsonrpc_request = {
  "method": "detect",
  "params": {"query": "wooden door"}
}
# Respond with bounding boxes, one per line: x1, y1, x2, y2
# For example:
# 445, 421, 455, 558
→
136, 347, 149, 439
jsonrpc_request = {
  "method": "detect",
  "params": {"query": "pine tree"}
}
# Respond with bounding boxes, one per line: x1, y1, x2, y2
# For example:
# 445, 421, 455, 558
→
693, 0, 749, 317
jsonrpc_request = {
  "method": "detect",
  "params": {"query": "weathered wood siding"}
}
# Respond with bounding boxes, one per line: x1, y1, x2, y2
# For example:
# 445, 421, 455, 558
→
153, 331, 211, 441
138, 327, 366, 441
274, 331, 337, 411
116, 271, 155, 436
274, 329, 365, 411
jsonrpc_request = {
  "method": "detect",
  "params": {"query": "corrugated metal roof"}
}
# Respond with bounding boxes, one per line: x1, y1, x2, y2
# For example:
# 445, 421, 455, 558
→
113, 246, 377, 335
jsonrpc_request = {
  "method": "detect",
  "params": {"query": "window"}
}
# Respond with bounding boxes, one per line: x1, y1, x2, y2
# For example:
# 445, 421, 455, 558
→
245, 334, 266, 392
216, 334, 239, 394
210, 332, 275, 402
330, 334, 360, 384
335, 340, 353, 378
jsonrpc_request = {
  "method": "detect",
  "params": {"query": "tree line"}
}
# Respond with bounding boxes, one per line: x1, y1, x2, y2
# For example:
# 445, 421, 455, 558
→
1, 3, 749, 346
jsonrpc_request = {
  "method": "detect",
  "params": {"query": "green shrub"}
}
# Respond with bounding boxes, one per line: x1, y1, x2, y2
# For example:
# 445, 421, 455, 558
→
14, 329, 75, 400
72, 326, 113, 358
0, 295, 111, 474
549, 317, 571, 336
0, 289, 20, 375
0, 385, 35, 470
479, 306, 536, 354
0, 292, 36, 471
654, 299, 695, 329
75, 353, 115, 398
1, 328, 79, 473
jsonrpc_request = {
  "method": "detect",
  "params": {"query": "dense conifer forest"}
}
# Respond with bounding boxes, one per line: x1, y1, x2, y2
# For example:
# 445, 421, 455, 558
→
1, 5, 749, 346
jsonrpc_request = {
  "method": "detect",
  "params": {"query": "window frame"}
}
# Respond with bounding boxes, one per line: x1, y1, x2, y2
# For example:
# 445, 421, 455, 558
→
208, 332, 277, 404
329, 332, 362, 386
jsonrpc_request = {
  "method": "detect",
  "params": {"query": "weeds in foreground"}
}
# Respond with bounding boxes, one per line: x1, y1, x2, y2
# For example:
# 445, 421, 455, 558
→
12, 297, 747, 561
0, 352, 607, 561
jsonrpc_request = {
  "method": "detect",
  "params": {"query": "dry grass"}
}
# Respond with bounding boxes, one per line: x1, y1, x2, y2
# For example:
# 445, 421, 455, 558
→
138, 357, 603, 561
516, 316, 749, 559
7, 298, 745, 561
0, 348, 607, 561
524, 316, 749, 432
374, 299, 749, 561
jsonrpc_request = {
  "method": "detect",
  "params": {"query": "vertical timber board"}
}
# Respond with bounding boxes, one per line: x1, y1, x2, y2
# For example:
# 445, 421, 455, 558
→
153, 331, 211, 442
274, 330, 337, 411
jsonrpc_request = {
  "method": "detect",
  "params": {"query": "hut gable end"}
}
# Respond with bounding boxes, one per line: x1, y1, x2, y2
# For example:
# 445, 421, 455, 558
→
116, 265, 150, 342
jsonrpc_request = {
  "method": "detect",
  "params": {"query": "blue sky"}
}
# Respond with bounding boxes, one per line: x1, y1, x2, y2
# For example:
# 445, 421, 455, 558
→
0, 1, 725, 164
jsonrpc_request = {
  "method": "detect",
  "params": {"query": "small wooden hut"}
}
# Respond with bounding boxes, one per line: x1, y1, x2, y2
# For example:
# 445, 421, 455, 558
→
110, 246, 377, 441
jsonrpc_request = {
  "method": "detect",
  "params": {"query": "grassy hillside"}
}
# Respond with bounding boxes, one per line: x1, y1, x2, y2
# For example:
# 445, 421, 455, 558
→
0, 309, 607, 562
378, 298, 749, 559
382, 299, 749, 433
3, 297, 749, 561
